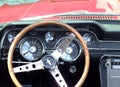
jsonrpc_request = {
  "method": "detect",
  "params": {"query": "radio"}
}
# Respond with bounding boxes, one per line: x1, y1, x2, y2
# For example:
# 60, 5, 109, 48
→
100, 56, 120, 87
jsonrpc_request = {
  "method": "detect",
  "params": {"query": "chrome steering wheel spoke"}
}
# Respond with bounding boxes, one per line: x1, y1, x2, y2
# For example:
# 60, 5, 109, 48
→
51, 33, 75, 60
13, 60, 44, 73
49, 66, 68, 87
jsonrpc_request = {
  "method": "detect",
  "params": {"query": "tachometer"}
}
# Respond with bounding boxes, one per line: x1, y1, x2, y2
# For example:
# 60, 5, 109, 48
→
56, 37, 82, 62
20, 37, 44, 61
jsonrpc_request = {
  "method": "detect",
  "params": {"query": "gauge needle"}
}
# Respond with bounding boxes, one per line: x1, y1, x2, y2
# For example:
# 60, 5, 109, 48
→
23, 51, 30, 56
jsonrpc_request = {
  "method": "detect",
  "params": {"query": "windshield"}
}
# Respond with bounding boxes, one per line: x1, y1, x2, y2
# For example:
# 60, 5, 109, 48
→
0, 0, 120, 23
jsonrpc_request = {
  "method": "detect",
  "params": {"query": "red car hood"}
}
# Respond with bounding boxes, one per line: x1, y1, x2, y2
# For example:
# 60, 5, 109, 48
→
0, 0, 120, 23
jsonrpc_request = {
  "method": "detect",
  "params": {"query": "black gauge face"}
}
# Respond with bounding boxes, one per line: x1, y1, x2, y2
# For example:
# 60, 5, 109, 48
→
20, 38, 44, 61
7, 31, 17, 43
56, 37, 81, 62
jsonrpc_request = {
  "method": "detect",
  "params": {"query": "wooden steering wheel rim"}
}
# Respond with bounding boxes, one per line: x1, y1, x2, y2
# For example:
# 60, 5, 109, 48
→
7, 21, 90, 87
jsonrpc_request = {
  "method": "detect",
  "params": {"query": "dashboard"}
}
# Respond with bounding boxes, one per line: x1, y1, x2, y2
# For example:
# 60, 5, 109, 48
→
1, 20, 120, 87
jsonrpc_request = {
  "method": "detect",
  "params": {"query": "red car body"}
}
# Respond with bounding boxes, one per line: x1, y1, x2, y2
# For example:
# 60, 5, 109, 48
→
0, 0, 120, 23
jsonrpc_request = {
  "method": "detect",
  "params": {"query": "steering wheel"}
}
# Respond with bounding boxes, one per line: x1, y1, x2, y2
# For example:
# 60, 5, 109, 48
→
7, 21, 90, 87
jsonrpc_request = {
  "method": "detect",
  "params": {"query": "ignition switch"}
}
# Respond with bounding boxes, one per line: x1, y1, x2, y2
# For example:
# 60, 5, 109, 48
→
69, 65, 77, 73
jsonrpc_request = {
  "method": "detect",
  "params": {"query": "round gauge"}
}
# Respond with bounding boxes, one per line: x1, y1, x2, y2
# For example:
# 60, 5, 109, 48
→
45, 32, 56, 43
7, 31, 17, 43
56, 37, 82, 62
83, 33, 95, 46
20, 37, 44, 61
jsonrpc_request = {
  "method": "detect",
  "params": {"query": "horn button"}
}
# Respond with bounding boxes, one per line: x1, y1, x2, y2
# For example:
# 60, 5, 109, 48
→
42, 55, 57, 69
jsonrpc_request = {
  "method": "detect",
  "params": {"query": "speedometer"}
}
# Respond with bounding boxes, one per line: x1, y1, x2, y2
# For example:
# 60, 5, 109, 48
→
56, 37, 82, 62
20, 37, 44, 61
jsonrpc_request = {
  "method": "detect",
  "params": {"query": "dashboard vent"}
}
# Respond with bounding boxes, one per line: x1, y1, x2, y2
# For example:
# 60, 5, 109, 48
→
60, 16, 118, 20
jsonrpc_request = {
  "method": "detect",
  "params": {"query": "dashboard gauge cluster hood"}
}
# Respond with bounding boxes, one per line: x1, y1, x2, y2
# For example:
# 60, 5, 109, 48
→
0, 0, 120, 23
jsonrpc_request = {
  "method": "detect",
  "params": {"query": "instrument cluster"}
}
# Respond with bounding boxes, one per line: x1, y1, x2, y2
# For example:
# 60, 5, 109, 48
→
1, 29, 96, 62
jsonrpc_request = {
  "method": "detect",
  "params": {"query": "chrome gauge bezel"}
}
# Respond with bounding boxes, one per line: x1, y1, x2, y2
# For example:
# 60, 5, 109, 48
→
7, 31, 17, 43
82, 33, 95, 46
55, 37, 82, 62
19, 37, 44, 61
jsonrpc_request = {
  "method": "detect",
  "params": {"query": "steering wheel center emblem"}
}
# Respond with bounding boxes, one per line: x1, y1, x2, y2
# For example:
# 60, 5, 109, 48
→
42, 55, 56, 69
